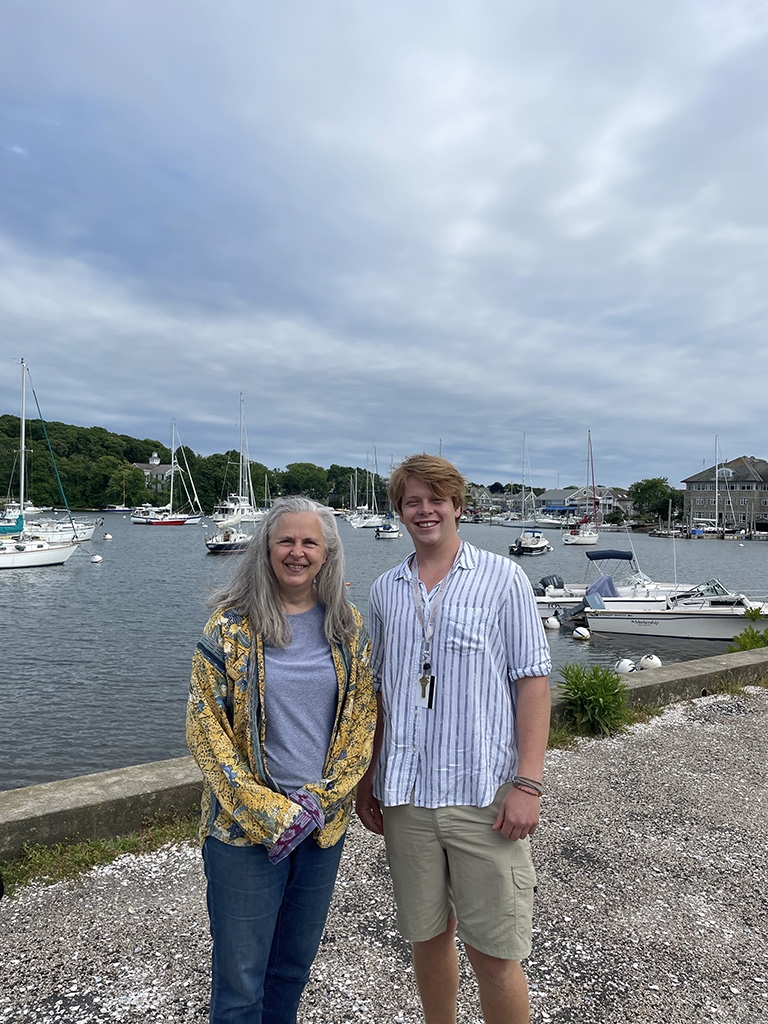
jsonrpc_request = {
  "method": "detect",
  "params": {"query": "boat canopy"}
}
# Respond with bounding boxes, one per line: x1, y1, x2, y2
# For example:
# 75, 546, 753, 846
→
0, 515, 24, 535
585, 549, 634, 562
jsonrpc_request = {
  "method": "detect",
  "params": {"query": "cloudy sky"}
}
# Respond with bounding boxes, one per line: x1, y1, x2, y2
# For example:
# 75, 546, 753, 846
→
2, 1, 767, 490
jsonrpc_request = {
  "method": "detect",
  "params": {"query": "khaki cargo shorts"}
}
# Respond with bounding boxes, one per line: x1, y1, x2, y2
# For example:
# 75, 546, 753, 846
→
382, 784, 537, 961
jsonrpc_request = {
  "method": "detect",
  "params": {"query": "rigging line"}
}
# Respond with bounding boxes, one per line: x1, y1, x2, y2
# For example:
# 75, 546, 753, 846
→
27, 368, 76, 528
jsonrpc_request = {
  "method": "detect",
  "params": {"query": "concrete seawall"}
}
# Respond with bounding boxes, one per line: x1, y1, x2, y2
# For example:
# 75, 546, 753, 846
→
2, 648, 767, 863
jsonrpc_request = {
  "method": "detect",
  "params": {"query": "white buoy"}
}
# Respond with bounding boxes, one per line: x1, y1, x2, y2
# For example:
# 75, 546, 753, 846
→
637, 653, 662, 670
90, 554, 103, 563
572, 626, 590, 641
614, 658, 636, 674
103, 533, 112, 540
544, 616, 561, 630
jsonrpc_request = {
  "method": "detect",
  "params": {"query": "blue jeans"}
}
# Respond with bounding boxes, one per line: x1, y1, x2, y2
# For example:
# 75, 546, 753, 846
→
203, 835, 345, 1024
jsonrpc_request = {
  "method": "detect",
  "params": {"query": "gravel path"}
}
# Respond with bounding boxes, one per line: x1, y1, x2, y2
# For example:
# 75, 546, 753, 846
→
2, 688, 767, 1024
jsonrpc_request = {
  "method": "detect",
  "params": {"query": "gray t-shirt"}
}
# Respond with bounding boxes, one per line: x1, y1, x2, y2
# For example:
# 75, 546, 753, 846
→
263, 603, 338, 795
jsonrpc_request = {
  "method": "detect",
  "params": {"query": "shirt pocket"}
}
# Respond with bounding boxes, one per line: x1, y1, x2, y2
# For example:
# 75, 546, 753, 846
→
441, 606, 488, 652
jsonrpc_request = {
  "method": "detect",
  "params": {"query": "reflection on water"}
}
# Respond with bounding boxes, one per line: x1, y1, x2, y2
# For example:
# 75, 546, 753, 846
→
1, 516, 764, 790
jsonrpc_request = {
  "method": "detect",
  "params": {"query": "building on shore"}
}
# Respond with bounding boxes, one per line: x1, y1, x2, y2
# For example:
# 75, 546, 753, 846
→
682, 456, 768, 533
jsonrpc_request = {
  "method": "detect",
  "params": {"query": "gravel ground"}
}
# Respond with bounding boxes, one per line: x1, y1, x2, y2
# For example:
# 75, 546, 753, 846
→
2, 688, 767, 1024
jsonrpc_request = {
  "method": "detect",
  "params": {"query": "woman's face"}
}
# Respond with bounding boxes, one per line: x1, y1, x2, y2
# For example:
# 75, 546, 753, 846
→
268, 512, 328, 602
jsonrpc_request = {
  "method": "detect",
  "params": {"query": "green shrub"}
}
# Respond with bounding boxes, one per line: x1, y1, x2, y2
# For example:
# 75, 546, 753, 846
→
728, 625, 768, 652
557, 663, 633, 737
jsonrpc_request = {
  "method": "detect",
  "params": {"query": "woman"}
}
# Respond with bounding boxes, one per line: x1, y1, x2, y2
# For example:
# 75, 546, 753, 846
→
187, 497, 376, 1024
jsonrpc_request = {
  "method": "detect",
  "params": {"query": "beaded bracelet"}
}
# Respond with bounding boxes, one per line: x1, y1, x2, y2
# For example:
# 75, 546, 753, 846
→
512, 783, 541, 798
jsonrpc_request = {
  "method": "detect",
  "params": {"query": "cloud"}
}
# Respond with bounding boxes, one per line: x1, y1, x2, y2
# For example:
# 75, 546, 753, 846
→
1, 1, 767, 490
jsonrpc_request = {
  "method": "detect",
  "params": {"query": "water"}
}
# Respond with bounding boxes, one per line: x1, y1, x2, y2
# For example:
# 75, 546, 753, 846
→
2, 517, 766, 791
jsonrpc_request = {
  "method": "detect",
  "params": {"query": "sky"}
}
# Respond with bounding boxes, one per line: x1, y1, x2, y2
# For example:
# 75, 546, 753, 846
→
2, 1, 767, 491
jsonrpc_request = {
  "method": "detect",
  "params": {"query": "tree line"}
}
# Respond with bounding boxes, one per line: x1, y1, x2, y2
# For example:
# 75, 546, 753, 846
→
0, 415, 683, 520
0, 416, 388, 513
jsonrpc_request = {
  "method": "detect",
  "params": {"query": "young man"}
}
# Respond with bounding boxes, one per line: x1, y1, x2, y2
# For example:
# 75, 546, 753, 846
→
356, 454, 551, 1024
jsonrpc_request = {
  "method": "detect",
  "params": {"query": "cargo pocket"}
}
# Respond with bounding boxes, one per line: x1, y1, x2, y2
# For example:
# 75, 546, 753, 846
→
510, 860, 537, 941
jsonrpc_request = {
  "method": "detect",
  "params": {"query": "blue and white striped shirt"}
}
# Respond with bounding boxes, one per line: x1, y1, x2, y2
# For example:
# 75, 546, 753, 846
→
370, 541, 551, 809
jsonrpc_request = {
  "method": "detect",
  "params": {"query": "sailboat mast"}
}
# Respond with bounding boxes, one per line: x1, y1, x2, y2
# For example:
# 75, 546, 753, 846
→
714, 435, 719, 529
169, 420, 176, 513
239, 393, 246, 499
19, 359, 26, 515
589, 430, 598, 525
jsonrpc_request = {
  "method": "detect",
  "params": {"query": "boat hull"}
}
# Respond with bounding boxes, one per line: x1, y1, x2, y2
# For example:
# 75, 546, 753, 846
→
562, 529, 599, 546
537, 594, 670, 619
205, 539, 251, 553
204, 526, 252, 553
0, 537, 79, 569
145, 515, 202, 526
584, 608, 766, 641
22, 519, 98, 543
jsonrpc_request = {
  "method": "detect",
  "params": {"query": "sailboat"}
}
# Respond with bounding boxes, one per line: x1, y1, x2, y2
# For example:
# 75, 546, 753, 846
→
142, 421, 204, 526
211, 394, 265, 523
0, 360, 81, 569
562, 431, 599, 546
501, 434, 562, 530
348, 445, 386, 528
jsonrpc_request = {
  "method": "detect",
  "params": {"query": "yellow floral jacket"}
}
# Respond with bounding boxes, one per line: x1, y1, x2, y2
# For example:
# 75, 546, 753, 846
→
186, 606, 376, 850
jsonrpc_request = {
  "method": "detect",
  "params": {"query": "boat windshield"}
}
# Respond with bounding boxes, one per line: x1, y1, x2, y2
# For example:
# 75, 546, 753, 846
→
690, 578, 730, 597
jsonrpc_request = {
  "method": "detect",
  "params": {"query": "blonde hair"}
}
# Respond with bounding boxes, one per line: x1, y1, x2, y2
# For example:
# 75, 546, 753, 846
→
387, 454, 467, 516
209, 497, 355, 647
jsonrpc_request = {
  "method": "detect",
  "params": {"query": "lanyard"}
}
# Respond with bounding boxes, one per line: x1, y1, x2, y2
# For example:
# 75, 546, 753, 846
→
409, 557, 451, 667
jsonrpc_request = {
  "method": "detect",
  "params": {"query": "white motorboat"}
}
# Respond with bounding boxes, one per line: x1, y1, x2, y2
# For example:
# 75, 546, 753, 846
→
533, 548, 694, 621
509, 528, 553, 556
374, 520, 402, 539
131, 503, 160, 524
584, 579, 768, 640
0, 360, 80, 570
1, 500, 49, 517
211, 495, 266, 523
204, 515, 253, 554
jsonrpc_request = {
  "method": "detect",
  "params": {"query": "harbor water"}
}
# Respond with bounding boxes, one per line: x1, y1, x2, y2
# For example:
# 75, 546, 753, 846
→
2, 515, 766, 791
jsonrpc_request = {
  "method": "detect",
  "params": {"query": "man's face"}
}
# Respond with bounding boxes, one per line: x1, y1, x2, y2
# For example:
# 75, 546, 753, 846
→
399, 476, 460, 550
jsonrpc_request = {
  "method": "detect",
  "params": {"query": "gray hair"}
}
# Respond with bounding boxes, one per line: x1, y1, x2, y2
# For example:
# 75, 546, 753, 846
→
210, 496, 355, 647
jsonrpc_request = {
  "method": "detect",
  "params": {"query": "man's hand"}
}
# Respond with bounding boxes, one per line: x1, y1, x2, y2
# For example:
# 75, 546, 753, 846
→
355, 777, 384, 835
492, 786, 541, 841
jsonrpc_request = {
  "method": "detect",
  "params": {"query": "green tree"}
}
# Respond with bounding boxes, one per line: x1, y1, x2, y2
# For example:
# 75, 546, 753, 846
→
282, 463, 329, 501
629, 477, 683, 520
